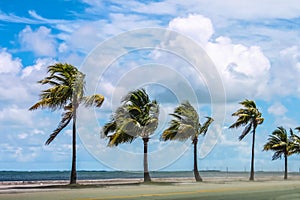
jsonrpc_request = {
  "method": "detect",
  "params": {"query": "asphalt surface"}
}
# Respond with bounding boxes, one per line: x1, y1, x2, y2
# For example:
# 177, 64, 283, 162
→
0, 180, 299, 200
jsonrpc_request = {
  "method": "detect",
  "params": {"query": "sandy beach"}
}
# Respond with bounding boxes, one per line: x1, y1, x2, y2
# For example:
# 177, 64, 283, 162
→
1, 176, 300, 200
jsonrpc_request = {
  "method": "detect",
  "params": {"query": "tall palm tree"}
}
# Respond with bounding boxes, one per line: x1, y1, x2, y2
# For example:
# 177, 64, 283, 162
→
229, 99, 264, 181
291, 127, 300, 154
263, 127, 292, 180
102, 89, 159, 182
161, 101, 214, 182
29, 63, 104, 184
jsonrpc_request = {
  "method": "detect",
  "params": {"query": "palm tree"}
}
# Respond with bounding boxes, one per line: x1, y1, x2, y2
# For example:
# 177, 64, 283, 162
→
263, 127, 292, 180
29, 63, 104, 184
229, 99, 264, 181
161, 101, 214, 182
291, 127, 300, 154
102, 88, 159, 182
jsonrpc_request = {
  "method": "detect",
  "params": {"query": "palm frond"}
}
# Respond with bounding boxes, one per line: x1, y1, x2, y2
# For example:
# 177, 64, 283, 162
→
143, 118, 159, 137
199, 117, 214, 136
38, 77, 61, 86
161, 120, 180, 141
120, 118, 141, 137
295, 127, 300, 132
102, 119, 138, 146
105, 117, 140, 146
122, 88, 149, 107
240, 99, 256, 109
162, 101, 198, 141
229, 99, 263, 141
170, 113, 182, 120
102, 88, 159, 146
161, 123, 194, 141
45, 107, 73, 145
29, 98, 52, 110
101, 121, 117, 138
271, 151, 284, 160
107, 130, 135, 146
290, 129, 300, 154
177, 124, 196, 139
229, 116, 251, 129
34, 85, 72, 111
238, 123, 252, 141
82, 94, 104, 107
174, 101, 199, 128
162, 101, 212, 142
263, 126, 292, 160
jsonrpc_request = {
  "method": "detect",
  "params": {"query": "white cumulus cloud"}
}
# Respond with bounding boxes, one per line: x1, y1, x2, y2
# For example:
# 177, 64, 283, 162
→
167, 14, 271, 102
19, 26, 57, 57
0, 48, 22, 74
169, 14, 214, 46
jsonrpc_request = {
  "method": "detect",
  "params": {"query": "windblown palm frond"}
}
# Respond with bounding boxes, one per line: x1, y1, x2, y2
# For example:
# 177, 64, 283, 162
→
29, 98, 52, 111
82, 94, 105, 107
102, 112, 139, 146
161, 101, 212, 141
102, 89, 159, 144
238, 123, 252, 141
161, 120, 183, 141
106, 127, 136, 147
291, 127, 300, 154
199, 117, 214, 136
229, 99, 263, 140
45, 104, 73, 145
263, 127, 291, 160
33, 63, 81, 111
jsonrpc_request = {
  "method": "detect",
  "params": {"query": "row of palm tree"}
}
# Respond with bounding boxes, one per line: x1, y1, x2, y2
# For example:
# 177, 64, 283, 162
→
30, 63, 300, 184
102, 92, 214, 182
229, 100, 300, 181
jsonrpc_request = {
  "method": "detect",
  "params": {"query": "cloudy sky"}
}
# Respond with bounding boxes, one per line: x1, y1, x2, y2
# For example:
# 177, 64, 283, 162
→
1, 0, 300, 172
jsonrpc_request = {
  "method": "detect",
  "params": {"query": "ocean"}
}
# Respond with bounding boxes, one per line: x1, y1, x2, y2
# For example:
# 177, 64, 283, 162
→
1, 171, 299, 182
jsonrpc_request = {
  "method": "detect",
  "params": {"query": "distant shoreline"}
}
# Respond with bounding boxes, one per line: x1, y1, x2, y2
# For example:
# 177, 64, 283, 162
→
1, 170, 299, 183
1, 174, 300, 186
1, 170, 300, 192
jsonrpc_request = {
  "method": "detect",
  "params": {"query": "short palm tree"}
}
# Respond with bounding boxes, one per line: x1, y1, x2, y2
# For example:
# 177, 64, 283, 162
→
29, 63, 104, 184
263, 127, 292, 180
229, 99, 264, 181
161, 101, 214, 182
291, 127, 300, 154
102, 89, 159, 182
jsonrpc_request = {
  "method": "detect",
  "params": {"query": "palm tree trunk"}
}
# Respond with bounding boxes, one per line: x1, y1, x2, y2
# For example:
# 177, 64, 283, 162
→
70, 107, 77, 184
143, 137, 151, 182
284, 152, 288, 180
249, 128, 255, 181
193, 137, 202, 182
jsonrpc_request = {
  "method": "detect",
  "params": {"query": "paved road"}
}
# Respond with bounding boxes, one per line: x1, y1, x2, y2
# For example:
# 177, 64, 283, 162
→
1, 180, 300, 200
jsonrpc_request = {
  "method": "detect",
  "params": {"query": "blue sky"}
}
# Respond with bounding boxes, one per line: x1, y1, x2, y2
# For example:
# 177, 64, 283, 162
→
1, 0, 300, 172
